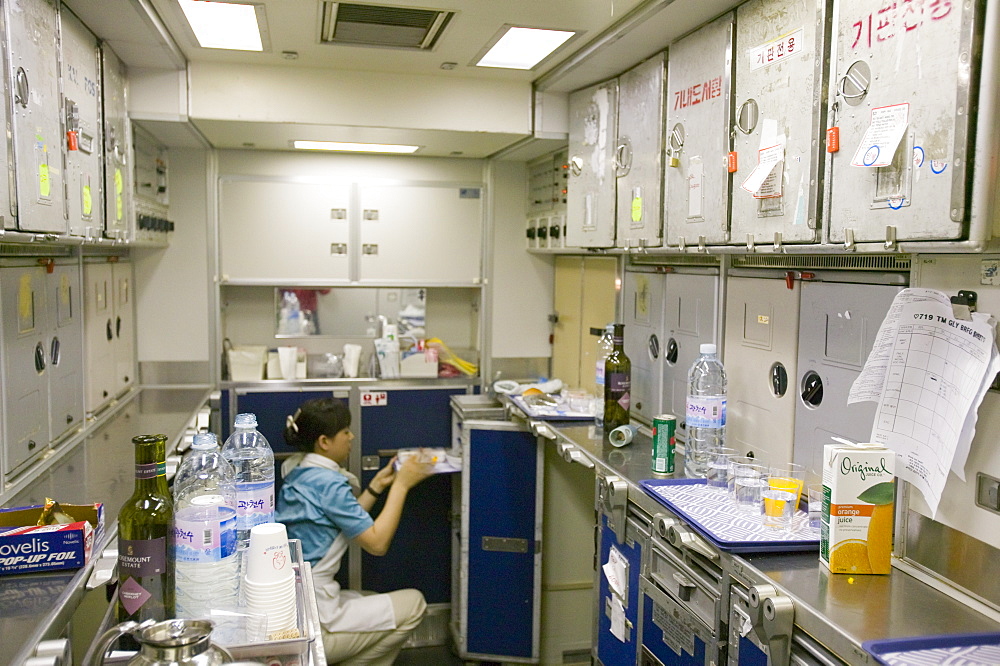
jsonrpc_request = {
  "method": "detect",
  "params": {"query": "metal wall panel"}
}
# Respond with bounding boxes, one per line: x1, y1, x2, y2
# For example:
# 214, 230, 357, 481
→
827, 0, 982, 243
47, 261, 84, 443
793, 280, 903, 479
616, 54, 665, 249
99, 43, 132, 240
0, 6, 13, 229
723, 275, 801, 463
730, 0, 830, 246
1, 265, 50, 475
83, 260, 114, 414
60, 9, 102, 238
112, 262, 134, 396
566, 79, 618, 248
6, 0, 65, 233
664, 12, 735, 248
623, 269, 665, 424
661, 272, 720, 442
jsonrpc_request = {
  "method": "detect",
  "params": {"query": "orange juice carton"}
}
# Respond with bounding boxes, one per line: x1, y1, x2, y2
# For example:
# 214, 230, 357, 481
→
820, 443, 895, 575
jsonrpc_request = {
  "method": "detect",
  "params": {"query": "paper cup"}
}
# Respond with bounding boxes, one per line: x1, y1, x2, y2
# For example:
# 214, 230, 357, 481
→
245, 523, 294, 584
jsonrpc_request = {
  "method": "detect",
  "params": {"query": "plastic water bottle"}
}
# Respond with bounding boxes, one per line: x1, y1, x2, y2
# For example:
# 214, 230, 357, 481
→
594, 324, 615, 430
222, 414, 275, 551
685, 343, 727, 478
173, 433, 239, 618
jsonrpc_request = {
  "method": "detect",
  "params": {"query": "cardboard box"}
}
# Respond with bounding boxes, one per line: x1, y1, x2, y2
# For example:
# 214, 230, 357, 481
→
0, 503, 104, 575
820, 444, 895, 575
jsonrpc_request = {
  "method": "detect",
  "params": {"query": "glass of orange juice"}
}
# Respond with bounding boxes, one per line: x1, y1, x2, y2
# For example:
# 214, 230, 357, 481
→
769, 463, 805, 508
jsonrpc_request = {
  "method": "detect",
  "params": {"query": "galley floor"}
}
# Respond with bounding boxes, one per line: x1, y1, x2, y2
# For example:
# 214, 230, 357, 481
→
395, 645, 486, 665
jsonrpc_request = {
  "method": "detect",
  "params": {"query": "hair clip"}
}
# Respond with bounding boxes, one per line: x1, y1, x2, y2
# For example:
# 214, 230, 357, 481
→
286, 412, 299, 433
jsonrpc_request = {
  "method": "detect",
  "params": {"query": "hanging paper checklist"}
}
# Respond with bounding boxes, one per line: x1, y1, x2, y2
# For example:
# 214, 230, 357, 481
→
741, 144, 784, 197
602, 545, 628, 598
851, 103, 909, 167
849, 288, 999, 516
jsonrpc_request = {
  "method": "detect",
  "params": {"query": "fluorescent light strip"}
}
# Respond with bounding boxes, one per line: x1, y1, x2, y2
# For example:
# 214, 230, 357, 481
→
476, 27, 575, 70
178, 0, 263, 51
293, 141, 420, 154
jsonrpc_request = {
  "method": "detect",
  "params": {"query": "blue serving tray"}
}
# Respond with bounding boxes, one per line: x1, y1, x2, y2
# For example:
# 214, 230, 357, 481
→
640, 478, 820, 553
862, 632, 1000, 665
508, 395, 594, 421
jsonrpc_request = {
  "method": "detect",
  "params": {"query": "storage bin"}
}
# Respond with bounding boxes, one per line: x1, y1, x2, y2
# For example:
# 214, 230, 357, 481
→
228, 346, 268, 381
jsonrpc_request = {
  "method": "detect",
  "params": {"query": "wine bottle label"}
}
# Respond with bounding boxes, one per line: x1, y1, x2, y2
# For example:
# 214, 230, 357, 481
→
618, 392, 631, 410
118, 537, 167, 615
686, 395, 726, 428
135, 461, 166, 479
173, 506, 238, 563
608, 373, 630, 393
235, 480, 275, 532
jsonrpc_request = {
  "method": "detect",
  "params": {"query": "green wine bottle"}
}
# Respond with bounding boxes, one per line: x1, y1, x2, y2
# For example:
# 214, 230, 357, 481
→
117, 434, 175, 623
603, 323, 631, 433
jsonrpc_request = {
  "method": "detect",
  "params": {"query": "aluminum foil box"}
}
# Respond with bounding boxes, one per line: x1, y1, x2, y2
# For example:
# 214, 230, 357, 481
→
0, 504, 104, 575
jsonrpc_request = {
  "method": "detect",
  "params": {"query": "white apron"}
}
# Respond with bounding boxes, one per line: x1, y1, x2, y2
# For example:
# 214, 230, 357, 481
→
289, 454, 396, 633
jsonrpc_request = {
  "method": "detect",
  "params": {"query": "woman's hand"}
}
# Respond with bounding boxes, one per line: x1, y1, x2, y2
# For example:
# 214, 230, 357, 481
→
369, 457, 398, 494
395, 454, 435, 490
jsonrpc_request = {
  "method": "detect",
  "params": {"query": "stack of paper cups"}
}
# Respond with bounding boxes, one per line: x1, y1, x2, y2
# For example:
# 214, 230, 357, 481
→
243, 523, 297, 635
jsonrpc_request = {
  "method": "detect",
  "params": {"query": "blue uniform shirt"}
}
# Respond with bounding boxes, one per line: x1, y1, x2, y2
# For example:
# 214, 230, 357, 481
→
276, 459, 373, 565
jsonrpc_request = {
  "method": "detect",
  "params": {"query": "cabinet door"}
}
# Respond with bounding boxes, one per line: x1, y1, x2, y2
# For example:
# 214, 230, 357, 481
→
827, 0, 978, 243
357, 183, 482, 284
639, 576, 713, 666
60, 9, 103, 238
100, 44, 131, 240
48, 263, 84, 442
233, 389, 339, 455
219, 179, 351, 282
1, 265, 50, 474
664, 12, 735, 248
461, 421, 541, 661
730, 0, 828, 246
360, 387, 466, 603
83, 262, 114, 413
6, 0, 65, 233
112, 263, 135, 396
623, 270, 665, 423
566, 79, 619, 248
596, 514, 642, 666
616, 54, 665, 249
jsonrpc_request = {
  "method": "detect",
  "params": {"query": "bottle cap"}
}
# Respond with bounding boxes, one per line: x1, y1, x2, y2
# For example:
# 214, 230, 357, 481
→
191, 432, 218, 450
700, 343, 717, 355
234, 413, 258, 428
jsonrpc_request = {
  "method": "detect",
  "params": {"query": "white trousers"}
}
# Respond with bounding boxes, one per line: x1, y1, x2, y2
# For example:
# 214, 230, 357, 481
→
322, 588, 426, 665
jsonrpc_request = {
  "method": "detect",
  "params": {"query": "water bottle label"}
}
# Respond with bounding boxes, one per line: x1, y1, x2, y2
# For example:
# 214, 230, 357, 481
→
686, 395, 726, 428
236, 480, 274, 531
173, 508, 238, 563
596, 361, 605, 386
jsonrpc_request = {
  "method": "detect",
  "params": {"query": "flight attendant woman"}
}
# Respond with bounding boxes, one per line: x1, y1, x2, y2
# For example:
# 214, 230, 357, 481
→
275, 398, 435, 664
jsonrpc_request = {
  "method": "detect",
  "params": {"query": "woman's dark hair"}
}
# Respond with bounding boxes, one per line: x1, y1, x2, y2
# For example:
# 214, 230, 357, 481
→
284, 398, 351, 453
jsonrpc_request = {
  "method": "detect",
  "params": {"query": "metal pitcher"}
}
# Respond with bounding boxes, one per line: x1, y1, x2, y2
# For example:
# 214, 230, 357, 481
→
85, 618, 234, 666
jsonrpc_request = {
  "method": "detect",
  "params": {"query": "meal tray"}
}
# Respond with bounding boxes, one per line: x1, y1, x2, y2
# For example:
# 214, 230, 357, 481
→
508, 395, 593, 421
862, 632, 1000, 665
640, 478, 820, 553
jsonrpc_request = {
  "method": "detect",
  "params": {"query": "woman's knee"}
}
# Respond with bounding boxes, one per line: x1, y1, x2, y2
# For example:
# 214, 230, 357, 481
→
389, 588, 426, 629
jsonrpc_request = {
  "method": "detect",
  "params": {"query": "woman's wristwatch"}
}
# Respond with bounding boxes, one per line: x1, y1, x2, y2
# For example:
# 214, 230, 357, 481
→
366, 484, 385, 498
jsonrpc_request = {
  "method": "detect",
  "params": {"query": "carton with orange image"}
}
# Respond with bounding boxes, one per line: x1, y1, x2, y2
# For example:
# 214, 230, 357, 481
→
820, 443, 895, 575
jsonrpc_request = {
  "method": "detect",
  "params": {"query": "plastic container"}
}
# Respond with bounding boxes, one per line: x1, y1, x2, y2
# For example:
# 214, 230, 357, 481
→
594, 324, 615, 430
173, 432, 240, 618
685, 343, 727, 478
221, 414, 276, 551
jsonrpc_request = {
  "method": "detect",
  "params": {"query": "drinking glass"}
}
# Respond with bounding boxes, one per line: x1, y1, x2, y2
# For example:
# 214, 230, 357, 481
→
762, 487, 797, 530
806, 484, 825, 529
706, 447, 737, 490
728, 455, 763, 502
733, 463, 767, 514
769, 463, 806, 507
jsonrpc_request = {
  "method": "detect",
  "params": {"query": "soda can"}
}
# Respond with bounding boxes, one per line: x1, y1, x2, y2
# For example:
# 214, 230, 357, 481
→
652, 414, 676, 474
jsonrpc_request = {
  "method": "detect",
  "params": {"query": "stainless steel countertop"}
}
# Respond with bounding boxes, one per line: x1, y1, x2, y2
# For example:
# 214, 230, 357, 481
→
549, 423, 1000, 661
0, 386, 211, 666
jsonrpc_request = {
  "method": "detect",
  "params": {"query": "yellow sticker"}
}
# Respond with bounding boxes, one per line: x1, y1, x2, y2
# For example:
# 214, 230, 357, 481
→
39, 163, 50, 198
60, 274, 71, 306
631, 196, 643, 223
18, 273, 33, 323
758, 315, 770, 324
114, 168, 123, 195
82, 185, 92, 216
116, 195, 123, 221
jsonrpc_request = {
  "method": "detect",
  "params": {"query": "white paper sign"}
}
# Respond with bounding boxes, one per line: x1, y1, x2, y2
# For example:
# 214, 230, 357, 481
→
851, 103, 909, 167
687, 156, 704, 219
610, 595, 627, 642
602, 545, 628, 598
741, 144, 784, 196
748, 28, 804, 71
850, 288, 999, 516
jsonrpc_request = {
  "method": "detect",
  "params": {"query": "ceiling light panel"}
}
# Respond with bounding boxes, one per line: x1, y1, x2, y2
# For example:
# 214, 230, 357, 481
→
293, 140, 421, 154
178, 0, 265, 51
476, 26, 576, 70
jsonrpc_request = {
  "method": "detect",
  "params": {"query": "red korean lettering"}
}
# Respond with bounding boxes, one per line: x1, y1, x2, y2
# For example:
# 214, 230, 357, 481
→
674, 90, 683, 110
901, 0, 922, 31
787, 36, 796, 53
691, 83, 702, 105
708, 76, 721, 100
852, 15, 871, 49
777, 41, 785, 57
929, 0, 952, 20
767, 46, 775, 61
876, 3, 896, 42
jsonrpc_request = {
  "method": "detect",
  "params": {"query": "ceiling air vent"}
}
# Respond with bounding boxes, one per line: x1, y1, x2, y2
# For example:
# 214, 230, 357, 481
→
319, 2, 454, 50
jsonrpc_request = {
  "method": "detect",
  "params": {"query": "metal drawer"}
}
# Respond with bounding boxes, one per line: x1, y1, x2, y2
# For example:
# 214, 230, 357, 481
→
648, 537, 721, 632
